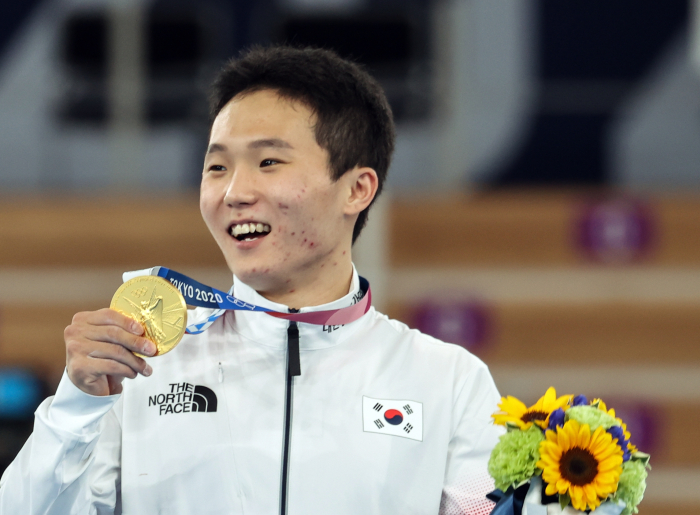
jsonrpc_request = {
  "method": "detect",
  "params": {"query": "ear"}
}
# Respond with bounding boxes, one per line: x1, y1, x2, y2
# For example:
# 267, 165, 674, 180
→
343, 166, 378, 216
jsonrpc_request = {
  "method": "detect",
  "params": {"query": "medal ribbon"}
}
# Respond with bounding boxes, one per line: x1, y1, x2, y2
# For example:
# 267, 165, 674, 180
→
129, 266, 372, 334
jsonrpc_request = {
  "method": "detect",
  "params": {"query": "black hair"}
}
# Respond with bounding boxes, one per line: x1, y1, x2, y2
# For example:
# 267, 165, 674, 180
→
209, 45, 395, 243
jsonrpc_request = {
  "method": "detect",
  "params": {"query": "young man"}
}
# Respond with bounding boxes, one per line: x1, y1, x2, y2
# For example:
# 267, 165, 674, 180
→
0, 46, 501, 514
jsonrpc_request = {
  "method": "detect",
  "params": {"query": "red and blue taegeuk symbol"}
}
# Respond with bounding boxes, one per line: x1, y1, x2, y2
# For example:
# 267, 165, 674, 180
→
384, 409, 403, 425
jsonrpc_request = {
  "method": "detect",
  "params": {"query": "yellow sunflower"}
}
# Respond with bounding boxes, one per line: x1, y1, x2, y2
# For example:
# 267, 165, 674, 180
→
537, 419, 624, 511
595, 399, 622, 423
619, 420, 637, 454
592, 398, 608, 411
492, 387, 572, 430
600, 402, 637, 454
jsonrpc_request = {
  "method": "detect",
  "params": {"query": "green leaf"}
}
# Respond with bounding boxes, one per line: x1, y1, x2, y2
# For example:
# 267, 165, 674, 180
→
559, 493, 571, 510
630, 451, 651, 467
505, 421, 521, 432
514, 479, 530, 490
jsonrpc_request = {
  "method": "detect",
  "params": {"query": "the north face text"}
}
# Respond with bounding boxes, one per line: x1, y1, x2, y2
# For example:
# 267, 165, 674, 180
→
148, 382, 218, 415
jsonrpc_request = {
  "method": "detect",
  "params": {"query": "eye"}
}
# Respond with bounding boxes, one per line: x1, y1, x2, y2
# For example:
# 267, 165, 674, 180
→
208, 164, 226, 172
260, 158, 281, 168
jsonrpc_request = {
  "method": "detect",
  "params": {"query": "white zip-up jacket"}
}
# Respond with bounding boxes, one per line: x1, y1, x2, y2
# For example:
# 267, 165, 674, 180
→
0, 270, 501, 514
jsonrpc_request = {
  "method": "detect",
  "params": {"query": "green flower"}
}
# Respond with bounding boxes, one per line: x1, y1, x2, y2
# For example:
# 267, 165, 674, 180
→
488, 425, 544, 491
566, 405, 619, 431
612, 460, 648, 515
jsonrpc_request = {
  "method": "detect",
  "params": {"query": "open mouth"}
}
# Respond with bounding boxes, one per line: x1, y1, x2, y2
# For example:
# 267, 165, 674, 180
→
229, 222, 271, 242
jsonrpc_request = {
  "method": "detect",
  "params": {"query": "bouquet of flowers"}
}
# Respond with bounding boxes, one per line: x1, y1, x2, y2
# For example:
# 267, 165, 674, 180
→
487, 388, 650, 515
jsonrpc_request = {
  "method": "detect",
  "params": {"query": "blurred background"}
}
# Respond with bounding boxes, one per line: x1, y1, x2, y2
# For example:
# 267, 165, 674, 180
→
0, 0, 699, 512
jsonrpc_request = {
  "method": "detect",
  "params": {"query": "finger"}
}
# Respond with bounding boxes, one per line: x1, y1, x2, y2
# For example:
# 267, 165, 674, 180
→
107, 375, 124, 395
85, 356, 143, 380
78, 308, 144, 335
86, 341, 153, 377
82, 324, 156, 357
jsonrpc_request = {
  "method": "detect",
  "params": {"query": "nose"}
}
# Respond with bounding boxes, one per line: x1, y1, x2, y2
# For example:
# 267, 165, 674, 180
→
223, 167, 258, 207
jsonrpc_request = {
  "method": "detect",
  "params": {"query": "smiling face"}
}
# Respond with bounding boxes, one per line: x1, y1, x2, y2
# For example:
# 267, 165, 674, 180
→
200, 89, 374, 304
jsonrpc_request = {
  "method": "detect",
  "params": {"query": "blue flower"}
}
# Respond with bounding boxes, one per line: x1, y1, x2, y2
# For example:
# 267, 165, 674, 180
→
573, 395, 588, 406
608, 425, 624, 441
548, 408, 566, 431
607, 425, 631, 462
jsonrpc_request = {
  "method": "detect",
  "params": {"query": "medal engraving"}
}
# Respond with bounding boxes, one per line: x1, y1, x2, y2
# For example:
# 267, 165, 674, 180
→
110, 276, 187, 357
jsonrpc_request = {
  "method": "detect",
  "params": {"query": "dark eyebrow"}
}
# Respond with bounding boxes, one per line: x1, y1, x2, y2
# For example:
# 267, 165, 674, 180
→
248, 138, 294, 150
206, 143, 227, 154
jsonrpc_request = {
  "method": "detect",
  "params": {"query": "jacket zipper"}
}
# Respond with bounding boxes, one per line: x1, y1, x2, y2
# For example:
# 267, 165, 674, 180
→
280, 310, 301, 515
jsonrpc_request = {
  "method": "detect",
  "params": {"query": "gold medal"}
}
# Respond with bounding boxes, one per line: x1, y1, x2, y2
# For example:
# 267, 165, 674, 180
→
110, 276, 187, 357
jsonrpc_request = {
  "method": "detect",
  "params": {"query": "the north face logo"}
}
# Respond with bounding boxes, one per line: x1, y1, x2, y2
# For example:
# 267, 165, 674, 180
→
148, 382, 217, 415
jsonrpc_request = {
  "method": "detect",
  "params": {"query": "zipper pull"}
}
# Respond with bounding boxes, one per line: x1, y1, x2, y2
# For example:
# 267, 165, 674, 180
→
287, 308, 301, 377
218, 362, 224, 383
287, 322, 301, 377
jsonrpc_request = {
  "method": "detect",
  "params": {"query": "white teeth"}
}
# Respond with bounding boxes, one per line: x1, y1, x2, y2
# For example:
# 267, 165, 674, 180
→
230, 222, 272, 238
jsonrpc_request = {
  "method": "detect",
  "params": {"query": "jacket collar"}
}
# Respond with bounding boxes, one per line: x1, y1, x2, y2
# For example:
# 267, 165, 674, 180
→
226, 265, 369, 351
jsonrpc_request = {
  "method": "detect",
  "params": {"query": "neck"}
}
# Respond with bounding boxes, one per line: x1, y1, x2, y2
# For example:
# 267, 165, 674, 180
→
258, 259, 354, 309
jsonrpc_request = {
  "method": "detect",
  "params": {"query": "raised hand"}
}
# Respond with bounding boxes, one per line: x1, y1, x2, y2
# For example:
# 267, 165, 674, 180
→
65, 308, 156, 396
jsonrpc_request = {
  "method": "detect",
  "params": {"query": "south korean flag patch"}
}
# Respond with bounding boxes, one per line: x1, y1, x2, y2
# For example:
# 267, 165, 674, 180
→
362, 396, 423, 442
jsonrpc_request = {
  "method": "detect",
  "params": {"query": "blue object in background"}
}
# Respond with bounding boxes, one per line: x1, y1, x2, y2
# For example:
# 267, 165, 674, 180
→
0, 369, 42, 419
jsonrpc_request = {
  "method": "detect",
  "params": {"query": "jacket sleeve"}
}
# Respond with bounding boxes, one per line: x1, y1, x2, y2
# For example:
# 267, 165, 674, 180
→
0, 371, 123, 515
439, 360, 504, 515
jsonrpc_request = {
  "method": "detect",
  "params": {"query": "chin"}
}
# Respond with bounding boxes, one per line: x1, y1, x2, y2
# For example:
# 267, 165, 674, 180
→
230, 263, 279, 290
